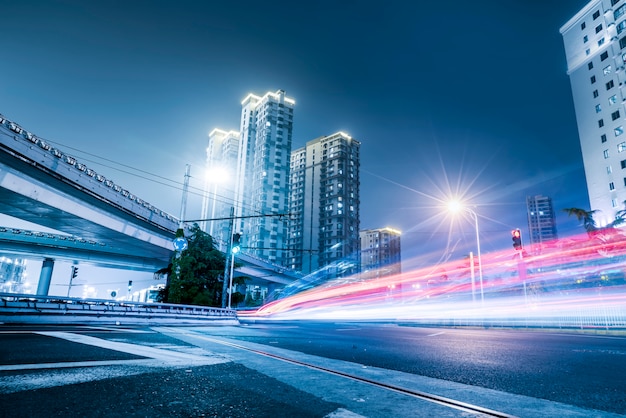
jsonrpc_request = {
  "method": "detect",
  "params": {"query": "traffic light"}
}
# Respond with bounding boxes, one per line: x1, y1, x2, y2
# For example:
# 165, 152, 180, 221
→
512, 229, 522, 250
71, 266, 79, 279
232, 233, 241, 254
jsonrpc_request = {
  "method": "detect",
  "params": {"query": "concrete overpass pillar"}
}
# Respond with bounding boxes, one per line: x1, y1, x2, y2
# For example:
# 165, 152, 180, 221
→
36, 258, 54, 296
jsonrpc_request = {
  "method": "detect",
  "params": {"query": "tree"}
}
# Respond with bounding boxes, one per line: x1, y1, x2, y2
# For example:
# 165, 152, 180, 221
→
562, 207, 599, 236
159, 224, 226, 307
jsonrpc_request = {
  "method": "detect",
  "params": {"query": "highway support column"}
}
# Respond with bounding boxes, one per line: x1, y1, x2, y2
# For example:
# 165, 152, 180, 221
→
36, 258, 54, 296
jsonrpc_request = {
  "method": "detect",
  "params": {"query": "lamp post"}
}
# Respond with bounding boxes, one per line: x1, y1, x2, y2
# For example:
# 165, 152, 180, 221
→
448, 201, 484, 305
201, 166, 228, 237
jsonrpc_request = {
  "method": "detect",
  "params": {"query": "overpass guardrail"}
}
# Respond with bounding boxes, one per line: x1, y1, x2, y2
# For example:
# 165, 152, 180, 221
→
0, 293, 239, 326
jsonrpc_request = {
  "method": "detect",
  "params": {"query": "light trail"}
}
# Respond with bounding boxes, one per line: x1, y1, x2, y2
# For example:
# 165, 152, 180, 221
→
241, 231, 626, 327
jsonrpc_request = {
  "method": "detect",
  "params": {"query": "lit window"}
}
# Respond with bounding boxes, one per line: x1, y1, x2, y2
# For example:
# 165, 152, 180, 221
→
596, 104, 602, 113
613, 197, 619, 206
609, 95, 617, 105
605, 149, 610, 158
608, 165, 613, 174
617, 126, 624, 136
604, 65, 612, 75
618, 141, 626, 151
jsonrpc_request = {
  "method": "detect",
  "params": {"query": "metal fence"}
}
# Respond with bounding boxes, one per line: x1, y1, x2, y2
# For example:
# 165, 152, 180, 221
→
0, 293, 239, 325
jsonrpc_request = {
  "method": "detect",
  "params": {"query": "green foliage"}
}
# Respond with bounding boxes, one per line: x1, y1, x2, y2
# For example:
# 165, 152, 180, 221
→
165, 224, 226, 307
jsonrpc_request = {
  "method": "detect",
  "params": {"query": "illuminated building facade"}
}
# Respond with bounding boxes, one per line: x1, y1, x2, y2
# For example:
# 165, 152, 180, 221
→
235, 90, 295, 265
561, 0, 626, 226
0, 256, 28, 293
526, 195, 558, 250
287, 132, 361, 276
359, 227, 401, 279
202, 128, 239, 247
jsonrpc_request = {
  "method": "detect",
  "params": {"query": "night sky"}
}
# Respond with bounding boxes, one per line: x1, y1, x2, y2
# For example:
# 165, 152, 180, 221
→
1, 1, 593, 290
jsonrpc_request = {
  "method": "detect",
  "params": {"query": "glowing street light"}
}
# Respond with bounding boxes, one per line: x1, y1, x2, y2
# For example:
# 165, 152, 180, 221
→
448, 200, 484, 305
201, 166, 229, 236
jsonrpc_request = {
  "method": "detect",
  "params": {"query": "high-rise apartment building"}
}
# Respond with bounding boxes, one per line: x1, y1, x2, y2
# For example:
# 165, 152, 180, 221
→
287, 132, 361, 277
360, 227, 401, 279
526, 195, 558, 250
561, 0, 626, 226
202, 128, 239, 246
0, 256, 28, 293
234, 90, 295, 265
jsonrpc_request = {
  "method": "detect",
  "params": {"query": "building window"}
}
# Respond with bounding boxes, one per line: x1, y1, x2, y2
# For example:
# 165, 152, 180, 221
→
602, 134, 608, 143
610, 182, 615, 191
616, 126, 624, 136
613, 110, 621, 120
608, 165, 614, 174
594, 10, 601, 20
621, 159, 626, 169
618, 141, 626, 151
601, 51, 609, 61
604, 65, 612, 75
599, 38, 606, 47
616, 4, 626, 20
613, 0, 621, 7
609, 94, 617, 105
596, 24, 603, 33
618, 20, 626, 34
605, 149, 610, 158
582, 21, 587, 30
620, 36, 626, 49
593, 89, 599, 98
599, 119, 605, 127
592, 76, 597, 84
606, 80, 615, 90
588, 61, 594, 70
584, 35, 589, 43
596, 104, 602, 113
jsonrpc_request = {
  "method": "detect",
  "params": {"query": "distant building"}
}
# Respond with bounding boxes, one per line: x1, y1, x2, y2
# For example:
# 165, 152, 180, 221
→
0, 256, 28, 293
561, 1, 626, 226
202, 128, 240, 247
526, 195, 558, 250
287, 132, 361, 277
360, 227, 401, 279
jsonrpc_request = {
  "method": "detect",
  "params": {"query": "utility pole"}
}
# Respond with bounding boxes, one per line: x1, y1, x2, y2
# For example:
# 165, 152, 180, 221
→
221, 206, 234, 308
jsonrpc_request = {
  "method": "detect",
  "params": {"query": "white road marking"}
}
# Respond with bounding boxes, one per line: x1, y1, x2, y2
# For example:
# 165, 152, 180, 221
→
0, 331, 230, 394
427, 331, 445, 337
35, 331, 221, 363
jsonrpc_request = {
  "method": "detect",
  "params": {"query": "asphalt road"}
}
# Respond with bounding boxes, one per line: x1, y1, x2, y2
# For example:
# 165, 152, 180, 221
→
229, 322, 626, 414
1, 322, 624, 417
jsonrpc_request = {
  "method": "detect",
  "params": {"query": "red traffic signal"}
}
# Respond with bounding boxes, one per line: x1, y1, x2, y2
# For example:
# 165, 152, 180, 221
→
511, 229, 522, 250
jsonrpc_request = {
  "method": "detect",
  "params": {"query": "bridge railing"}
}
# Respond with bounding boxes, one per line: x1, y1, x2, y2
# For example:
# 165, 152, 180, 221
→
0, 293, 238, 325
0, 113, 183, 235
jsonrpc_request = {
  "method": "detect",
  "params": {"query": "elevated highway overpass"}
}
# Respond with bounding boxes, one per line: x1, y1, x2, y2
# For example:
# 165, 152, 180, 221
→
0, 113, 301, 295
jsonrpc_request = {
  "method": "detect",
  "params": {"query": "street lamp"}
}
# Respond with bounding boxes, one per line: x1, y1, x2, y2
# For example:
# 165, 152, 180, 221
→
448, 201, 484, 305
201, 166, 228, 236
